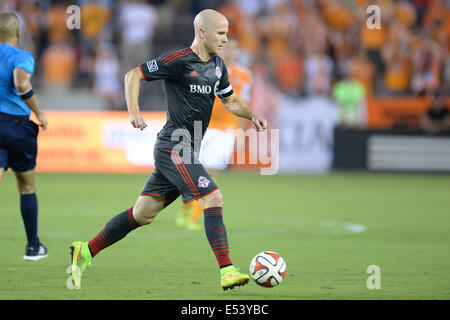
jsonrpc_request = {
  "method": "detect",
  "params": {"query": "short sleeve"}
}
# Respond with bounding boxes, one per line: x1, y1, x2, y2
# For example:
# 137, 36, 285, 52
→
216, 61, 234, 98
139, 50, 186, 81
14, 50, 35, 75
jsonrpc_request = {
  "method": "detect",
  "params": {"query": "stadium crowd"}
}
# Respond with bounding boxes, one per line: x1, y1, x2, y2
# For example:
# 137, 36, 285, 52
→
1, 0, 449, 111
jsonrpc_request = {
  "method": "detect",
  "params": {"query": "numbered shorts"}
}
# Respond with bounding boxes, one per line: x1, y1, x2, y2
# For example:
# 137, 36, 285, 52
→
141, 147, 218, 206
199, 128, 235, 170
0, 113, 39, 172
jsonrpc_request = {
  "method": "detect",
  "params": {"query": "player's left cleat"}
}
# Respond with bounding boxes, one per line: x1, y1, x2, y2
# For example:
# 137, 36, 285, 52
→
220, 265, 250, 291
23, 243, 48, 261
68, 241, 92, 289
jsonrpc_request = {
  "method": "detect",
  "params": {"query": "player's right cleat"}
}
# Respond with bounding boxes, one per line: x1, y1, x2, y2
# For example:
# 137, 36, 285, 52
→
220, 265, 250, 291
69, 241, 92, 289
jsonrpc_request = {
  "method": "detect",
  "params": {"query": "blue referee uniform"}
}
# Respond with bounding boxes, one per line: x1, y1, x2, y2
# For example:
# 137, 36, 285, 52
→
0, 43, 39, 171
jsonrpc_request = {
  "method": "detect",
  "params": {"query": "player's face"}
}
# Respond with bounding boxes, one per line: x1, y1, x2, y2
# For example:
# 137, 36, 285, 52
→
205, 20, 228, 56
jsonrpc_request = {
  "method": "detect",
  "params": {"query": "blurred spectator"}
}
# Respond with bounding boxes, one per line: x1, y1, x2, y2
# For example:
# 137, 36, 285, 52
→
261, 1, 299, 61
218, 0, 244, 38
45, 2, 69, 43
419, 92, 450, 134
412, 0, 432, 27
93, 42, 121, 109
16, 0, 39, 55
304, 47, 333, 95
274, 52, 303, 96
332, 71, 367, 129
297, 4, 328, 59
423, 0, 450, 51
396, 0, 417, 29
357, 0, 389, 92
118, 0, 158, 75
234, 0, 265, 17
80, 1, 111, 47
250, 61, 280, 130
320, 0, 354, 32
411, 32, 443, 95
348, 48, 375, 97
381, 22, 412, 94
41, 40, 77, 87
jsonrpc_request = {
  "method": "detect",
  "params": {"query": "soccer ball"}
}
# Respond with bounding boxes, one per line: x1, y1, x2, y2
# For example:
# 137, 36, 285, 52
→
250, 251, 286, 287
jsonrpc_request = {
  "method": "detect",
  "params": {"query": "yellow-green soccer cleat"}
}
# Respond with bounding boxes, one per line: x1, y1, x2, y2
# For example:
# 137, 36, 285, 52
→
220, 265, 250, 291
68, 241, 92, 289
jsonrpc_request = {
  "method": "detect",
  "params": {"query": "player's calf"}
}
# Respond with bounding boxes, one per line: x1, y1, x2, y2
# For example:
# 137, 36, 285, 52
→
88, 207, 141, 257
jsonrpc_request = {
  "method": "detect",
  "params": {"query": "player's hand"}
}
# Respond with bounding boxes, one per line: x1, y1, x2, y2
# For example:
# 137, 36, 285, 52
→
129, 112, 148, 131
252, 114, 267, 132
36, 112, 48, 130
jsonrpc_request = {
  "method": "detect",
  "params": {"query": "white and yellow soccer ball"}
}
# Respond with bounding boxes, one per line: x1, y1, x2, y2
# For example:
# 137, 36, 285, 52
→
250, 251, 286, 287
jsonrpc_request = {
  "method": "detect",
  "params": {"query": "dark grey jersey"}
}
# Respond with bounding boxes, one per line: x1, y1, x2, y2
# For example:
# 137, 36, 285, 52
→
139, 47, 234, 149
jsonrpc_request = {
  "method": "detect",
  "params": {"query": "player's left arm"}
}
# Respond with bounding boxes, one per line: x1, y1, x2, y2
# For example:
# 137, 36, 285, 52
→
220, 93, 267, 131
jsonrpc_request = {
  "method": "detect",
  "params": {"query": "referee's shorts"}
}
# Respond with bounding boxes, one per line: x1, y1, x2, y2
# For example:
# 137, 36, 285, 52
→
0, 112, 39, 172
141, 146, 218, 207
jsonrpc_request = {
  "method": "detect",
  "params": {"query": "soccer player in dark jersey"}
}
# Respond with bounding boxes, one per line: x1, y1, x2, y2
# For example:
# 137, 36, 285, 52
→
70, 9, 267, 290
0, 12, 48, 261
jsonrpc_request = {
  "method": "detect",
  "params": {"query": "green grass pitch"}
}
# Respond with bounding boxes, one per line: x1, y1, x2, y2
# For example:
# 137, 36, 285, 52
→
0, 171, 449, 299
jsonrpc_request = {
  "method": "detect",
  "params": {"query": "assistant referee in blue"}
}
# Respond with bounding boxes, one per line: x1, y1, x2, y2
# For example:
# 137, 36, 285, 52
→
0, 12, 48, 261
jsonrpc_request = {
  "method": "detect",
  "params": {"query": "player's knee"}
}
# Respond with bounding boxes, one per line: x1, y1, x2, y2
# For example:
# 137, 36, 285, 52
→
15, 172, 35, 194
133, 197, 164, 225
205, 189, 223, 207
133, 205, 159, 225
18, 184, 35, 194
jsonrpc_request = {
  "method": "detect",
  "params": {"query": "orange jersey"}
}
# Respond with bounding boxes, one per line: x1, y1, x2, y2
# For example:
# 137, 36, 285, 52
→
209, 64, 252, 130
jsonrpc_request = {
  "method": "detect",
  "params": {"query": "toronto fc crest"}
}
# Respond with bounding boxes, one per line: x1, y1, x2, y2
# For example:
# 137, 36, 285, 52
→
215, 66, 222, 79
198, 176, 210, 188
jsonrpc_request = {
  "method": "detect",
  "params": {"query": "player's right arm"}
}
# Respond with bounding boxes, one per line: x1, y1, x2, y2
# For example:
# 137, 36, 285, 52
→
124, 67, 148, 130
125, 51, 184, 131
13, 68, 48, 130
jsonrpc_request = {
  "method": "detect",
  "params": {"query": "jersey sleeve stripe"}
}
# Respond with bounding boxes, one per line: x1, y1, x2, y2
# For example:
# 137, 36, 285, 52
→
161, 48, 192, 64
163, 49, 192, 65
161, 50, 185, 63
161, 48, 190, 61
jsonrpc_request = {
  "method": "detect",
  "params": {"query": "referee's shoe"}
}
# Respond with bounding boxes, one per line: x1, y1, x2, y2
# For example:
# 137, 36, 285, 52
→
24, 243, 48, 261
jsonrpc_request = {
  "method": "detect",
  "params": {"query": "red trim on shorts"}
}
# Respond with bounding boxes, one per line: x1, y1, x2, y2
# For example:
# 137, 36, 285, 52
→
170, 150, 200, 196
173, 151, 200, 196
184, 187, 219, 204
140, 193, 162, 197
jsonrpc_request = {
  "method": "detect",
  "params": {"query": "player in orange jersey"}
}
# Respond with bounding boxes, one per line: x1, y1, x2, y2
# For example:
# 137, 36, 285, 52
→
175, 37, 252, 231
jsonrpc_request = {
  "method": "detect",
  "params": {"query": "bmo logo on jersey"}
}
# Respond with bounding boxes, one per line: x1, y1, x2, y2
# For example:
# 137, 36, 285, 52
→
190, 81, 220, 95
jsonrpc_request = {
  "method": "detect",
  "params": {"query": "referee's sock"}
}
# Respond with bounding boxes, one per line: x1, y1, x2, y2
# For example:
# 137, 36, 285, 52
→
20, 193, 40, 248
88, 207, 141, 257
204, 207, 233, 269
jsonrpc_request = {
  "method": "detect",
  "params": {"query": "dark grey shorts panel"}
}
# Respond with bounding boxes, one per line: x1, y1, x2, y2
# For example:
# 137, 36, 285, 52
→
141, 147, 218, 204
